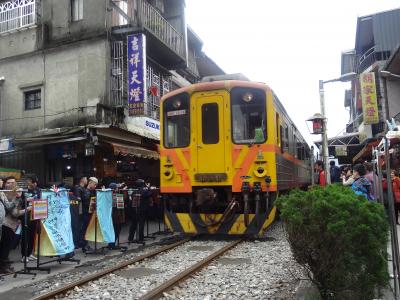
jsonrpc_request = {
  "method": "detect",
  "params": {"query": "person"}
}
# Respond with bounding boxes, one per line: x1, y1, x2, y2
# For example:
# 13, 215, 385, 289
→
329, 161, 341, 183
23, 176, 41, 261
74, 175, 89, 249
78, 177, 97, 252
128, 179, 151, 243
341, 167, 354, 186
391, 170, 400, 224
0, 177, 3, 189
315, 160, 326, 186
364, 162, 377, 200
351, 164, 373, 200
0, 177, 31, 272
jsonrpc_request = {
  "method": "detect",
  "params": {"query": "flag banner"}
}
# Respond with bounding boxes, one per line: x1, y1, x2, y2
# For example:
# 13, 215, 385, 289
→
34, 189, 74, 256
85, 190, 115, 243
32, 199, 48, 220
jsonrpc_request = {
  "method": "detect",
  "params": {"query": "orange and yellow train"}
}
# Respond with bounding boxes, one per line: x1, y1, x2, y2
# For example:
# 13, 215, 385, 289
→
160, 75, 312, 236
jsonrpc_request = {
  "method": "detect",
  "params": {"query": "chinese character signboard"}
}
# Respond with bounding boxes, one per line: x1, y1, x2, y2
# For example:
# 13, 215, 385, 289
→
127, 33, 147, 116
360, 72, 379, 125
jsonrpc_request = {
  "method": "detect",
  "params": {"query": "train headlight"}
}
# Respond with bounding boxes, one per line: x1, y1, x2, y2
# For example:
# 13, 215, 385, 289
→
163, 169, 174, 180
242, 92, 253, 102
253, 166, 267, 178
173, 99, 181, 108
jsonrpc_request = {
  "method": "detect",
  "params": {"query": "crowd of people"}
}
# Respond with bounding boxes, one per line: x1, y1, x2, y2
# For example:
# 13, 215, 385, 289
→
315, 159, 400, 219
0, 175, 159, 274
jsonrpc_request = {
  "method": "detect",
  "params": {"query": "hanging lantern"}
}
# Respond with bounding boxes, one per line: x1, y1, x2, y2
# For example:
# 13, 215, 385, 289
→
306, 113, 325, 135
149, 85, 159, 97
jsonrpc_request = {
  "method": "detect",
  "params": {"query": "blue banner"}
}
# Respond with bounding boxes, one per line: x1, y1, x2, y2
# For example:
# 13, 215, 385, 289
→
127, 33, 146, 116
39, 189, 74, 256
96, 190, 115, 243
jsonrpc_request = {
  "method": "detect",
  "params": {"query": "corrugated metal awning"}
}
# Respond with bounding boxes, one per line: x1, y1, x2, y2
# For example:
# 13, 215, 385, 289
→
112, 142, 159, 160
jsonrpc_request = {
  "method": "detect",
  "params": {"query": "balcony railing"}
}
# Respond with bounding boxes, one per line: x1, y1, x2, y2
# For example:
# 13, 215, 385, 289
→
138, 0, 185, 58
0, 0, 38, 34
358, 46, 376, 73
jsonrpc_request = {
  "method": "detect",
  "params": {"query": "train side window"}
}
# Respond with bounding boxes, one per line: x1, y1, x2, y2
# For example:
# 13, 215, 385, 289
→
276, 113, 281, 148
163, 93, 190, 148
202, 103, 219, 144
281, 125, 289, 152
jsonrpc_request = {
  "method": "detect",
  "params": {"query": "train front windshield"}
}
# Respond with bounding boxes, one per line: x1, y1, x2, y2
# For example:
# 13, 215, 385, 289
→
231, 88, 266, 144
163, 93, 190, 148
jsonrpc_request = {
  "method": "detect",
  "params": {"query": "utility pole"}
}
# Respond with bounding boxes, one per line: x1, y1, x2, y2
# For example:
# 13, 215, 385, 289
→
319, 80, 331, 184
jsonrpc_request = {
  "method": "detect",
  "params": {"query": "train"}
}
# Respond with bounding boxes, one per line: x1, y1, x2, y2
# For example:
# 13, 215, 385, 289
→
159, 74, 312, 236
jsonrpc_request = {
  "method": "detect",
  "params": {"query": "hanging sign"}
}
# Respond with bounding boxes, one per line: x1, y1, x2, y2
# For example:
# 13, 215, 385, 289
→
127, 33, 147, 116
335, 146, 347, 157
32, 199, 48, 220
116, 194, 124, 209
360, 72, 379, 125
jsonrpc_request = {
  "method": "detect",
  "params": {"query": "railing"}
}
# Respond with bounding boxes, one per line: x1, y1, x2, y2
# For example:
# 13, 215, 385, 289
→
0, 0, 38, 34
187, 52, 199, 77
138, 0, 185, 58
358, 46, 376, 73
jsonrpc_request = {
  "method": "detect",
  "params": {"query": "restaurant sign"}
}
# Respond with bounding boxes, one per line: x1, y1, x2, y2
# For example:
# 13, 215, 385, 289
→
127, 33, 147, 116
360, 72, 379, 125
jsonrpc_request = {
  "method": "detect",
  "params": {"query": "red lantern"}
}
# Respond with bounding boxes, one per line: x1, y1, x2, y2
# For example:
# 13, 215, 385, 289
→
149, 85, 159, 97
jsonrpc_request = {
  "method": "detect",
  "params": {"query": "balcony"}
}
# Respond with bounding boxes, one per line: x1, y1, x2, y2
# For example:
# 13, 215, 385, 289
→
0, 0, 39, 34
138, 0, 185, 58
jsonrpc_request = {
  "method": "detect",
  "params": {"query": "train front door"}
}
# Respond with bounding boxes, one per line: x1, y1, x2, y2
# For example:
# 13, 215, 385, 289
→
195, 95, 225, 174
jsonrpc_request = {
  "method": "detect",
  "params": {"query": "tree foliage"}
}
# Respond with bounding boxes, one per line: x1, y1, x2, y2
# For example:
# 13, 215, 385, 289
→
276, 185, 389, 299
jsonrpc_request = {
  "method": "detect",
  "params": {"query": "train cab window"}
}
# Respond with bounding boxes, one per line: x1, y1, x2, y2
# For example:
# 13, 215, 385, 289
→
202, 103, 219, 144
231, 87, 266, 144
163, 93, 190, 148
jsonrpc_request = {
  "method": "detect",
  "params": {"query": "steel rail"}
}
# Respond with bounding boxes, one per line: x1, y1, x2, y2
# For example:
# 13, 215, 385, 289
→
32, 238, 190, 300
139, 239, 243, 300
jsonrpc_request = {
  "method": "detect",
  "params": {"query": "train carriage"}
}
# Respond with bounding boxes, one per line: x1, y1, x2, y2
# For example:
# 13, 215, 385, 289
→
160, 75, 312, 236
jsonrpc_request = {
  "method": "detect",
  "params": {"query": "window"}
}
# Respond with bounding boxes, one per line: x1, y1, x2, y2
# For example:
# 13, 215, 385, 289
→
71, 0, 83, 21
163, 93, 190, 148
231, 87, 266, 144
24, 89, 41, 110
202, 103, 219, 144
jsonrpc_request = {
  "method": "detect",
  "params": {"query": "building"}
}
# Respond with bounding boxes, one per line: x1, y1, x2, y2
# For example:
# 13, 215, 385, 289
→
0, 0, 224, 186
337, 8, 400, 163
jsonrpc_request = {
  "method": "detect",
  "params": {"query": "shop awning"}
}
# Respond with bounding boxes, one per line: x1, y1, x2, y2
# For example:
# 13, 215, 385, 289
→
112, 142, 159, 160
352, 140, 380, 163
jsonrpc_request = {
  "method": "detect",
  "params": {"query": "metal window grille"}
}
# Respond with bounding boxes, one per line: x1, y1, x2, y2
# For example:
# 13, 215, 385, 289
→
111, 41, 124, 106
24, 89, 41, 110
0, 0, 38, 34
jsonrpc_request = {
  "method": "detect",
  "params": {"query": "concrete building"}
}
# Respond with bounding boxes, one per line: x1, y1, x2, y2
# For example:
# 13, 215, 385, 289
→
337, 8, 400, 163
0, 0, 223, 185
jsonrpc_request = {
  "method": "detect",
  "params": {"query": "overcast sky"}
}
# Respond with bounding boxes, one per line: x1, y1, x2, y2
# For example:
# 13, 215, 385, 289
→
185, 1, 399, 146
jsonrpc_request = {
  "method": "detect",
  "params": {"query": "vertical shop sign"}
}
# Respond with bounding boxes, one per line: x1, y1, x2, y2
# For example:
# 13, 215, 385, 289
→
127, 33, 147, 116
360, 72, 379, 125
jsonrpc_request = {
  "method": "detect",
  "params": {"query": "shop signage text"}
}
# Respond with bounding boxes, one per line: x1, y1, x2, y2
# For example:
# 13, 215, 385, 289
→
127, 33, 147, 116
360, 72, 379, 125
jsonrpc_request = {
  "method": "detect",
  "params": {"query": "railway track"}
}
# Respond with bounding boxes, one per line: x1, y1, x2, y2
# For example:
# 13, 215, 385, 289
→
32, 238, 190, 300
32, 238, 242, 300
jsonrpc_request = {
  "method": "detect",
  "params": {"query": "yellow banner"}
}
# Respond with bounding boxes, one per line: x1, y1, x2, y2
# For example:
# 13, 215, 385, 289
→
360, 72, 379, 125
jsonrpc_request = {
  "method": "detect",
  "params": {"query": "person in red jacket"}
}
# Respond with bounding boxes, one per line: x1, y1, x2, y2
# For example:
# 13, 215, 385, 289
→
315, 160, 326, 186
391, 170, 400, 225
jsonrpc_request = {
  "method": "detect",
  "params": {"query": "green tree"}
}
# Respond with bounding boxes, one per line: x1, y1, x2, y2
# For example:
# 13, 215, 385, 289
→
276, 185, 389, 299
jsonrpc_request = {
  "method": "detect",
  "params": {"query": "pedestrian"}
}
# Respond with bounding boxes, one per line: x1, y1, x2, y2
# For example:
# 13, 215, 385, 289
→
351, 164, 373, 200
74, 175, 89, 249
80, 177, 97, 252
128, 179, 151, 243
0, 177, 31, 272
364, 162, 377, 200
391, 170, 400, 225
341, 167, 354, 186
315, 160, 326, 186
329, 161, 341, 183
23, 176, 41, 261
